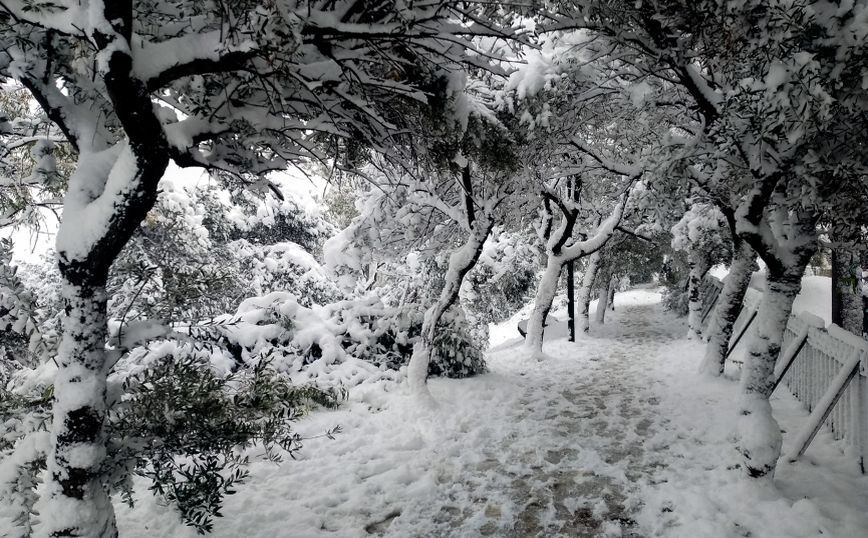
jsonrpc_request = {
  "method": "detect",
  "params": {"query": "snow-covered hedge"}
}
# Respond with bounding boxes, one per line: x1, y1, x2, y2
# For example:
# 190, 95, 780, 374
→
216, 292, 486, 386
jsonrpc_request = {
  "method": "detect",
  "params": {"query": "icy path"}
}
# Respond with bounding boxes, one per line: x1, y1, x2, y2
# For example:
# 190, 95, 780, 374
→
118, 289, 868, 537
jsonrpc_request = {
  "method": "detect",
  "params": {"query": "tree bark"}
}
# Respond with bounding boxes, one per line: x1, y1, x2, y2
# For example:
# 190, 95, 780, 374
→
41, 278, 118, 538
732, 177, 819, 480
567, 260, 576, 341
525, 254, 564, 355
525, 191, 628, 355
686, 252, 709, 340
700, 241, 756, 376
736, 267, 805, 479
832, 249, 862, 334
595, 288, 607, 324
407, 219, 491, 398
607, 274, 617, 311
577, 251, 601, 333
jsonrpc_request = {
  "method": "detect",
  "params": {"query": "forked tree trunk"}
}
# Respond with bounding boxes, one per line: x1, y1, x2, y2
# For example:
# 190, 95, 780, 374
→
525, 254, 564, 355
595, 288, 607, 324
407, 220, 491, 398
700, 241, 756, 376
41, 270, 118, 538
686, 253, 709, 340
732, 177, 818, 480
525, 191, 628, 356
577, 251, 601, 333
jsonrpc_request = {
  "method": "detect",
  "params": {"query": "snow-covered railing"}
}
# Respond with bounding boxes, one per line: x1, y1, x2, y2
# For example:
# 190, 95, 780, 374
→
703, 275, 868, 471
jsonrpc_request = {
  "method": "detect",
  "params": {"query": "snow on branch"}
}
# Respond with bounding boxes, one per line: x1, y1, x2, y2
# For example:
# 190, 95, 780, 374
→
561, 188, 632, 260
568, 137, 642, 177
135, 31, 258, 91
0, 0, 84, 34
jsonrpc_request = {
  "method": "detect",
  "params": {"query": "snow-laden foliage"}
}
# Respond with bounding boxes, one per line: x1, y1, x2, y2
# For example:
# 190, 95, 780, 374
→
666, 203, 731, 319
0, 1, 518, 532
462, 230, 539, 324
0, 356, 344, 535
110, 181, 339, 322
199, 291, 486, 385
0, 240, 49, 377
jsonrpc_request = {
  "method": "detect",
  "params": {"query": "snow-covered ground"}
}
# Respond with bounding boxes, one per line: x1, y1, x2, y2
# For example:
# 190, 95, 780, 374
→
117, 289, 868, 537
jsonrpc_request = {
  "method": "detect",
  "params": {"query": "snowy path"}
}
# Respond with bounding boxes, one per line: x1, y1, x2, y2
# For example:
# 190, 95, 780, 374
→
118, 289, 868, 537
467, 301, 680, 538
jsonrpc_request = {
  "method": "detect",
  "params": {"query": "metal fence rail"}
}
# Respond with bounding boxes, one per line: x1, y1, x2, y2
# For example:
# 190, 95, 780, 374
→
703, 275, 868, 470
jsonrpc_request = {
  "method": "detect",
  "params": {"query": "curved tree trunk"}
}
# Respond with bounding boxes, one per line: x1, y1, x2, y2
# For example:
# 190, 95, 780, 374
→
732, 176, 818, 480
577, 251, 601, 333
407, 220, 491, 398
700, 241, 756, 376
526, 190, 629, 356
525, 254, 564, 355
736, 268, 805, 479
40, 150, 168, 536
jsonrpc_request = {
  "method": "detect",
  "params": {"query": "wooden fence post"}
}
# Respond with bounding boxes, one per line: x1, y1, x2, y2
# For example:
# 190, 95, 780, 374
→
700, 285, 721, 326
853, 355, 867, 473
771, 325, 810, 394
725, 308, 757, 360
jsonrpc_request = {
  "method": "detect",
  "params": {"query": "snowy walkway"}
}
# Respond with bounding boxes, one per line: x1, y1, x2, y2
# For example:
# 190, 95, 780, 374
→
118, 289, 868, 538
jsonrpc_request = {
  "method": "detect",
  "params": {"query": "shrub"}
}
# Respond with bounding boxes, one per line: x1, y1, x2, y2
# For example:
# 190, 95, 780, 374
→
0, 356, 344, 535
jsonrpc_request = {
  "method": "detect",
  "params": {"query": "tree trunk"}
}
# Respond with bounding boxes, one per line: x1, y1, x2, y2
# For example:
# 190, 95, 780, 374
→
700, 241, 756, 376
733, 176, 818, 480
39, 146, 167, 535
832, 249, 863, 335
577, 251, 601, 333
40, 278, 118, 538
525, 254, 564, 355
862, 251, 868, 338
567, 260, 576, 342
408, 222, 491, 397
686, 252, 708, 340
737, 267, 805, 479
607, 275, 617, 311
595, 288, 607, 324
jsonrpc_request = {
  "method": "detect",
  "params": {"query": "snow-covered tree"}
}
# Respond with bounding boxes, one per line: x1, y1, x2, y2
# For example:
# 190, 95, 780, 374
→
670, 202, 729, 340
498, 30, 671, 356
0, 1, 515, 533
326, 71, 525, 398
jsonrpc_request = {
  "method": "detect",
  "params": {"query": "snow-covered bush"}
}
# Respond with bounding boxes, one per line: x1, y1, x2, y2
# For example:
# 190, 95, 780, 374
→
218, 293, 486, 384
667, 204, 729, 331
660, 251, 690, 316
108, 357, 343, 533
0, 355, 344, 536
231, 240, 340, 307
670, 203, 729, 263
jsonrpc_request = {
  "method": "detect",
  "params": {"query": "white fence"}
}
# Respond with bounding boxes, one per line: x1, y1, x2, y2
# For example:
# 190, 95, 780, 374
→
703, 275, 868, 471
